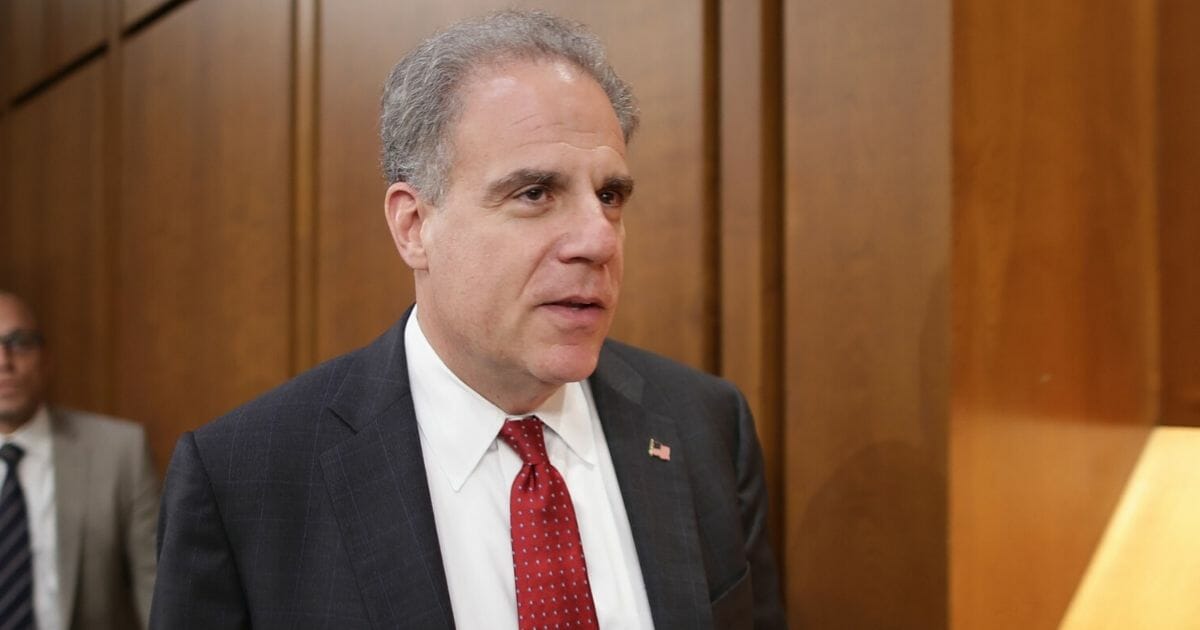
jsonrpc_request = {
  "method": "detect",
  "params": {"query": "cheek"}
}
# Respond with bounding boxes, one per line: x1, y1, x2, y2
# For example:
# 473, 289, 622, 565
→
17, 357, 44, 379
610, 249, 625, 286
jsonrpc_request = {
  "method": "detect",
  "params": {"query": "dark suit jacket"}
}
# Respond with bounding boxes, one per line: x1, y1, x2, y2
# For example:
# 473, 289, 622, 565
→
150, 312, 785, 629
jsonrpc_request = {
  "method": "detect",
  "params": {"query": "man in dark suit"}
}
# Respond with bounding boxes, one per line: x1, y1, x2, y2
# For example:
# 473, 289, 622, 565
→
151, 10, 784, 629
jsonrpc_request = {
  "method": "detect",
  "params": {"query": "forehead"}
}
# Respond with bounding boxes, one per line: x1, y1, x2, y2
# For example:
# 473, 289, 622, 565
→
0, 296, 37, 332
450, 59, 626, 160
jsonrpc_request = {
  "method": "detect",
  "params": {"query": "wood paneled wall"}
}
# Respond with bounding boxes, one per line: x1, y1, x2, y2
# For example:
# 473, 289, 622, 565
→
1160, 0, 1200, 428
719, 0, 784, 558
0, 0, 106, 100
1, 62, 109, 410
784, 2, 950, 627
2, 1, 1195, 629
952, 1, 1160, 628
115, 0, 295, 473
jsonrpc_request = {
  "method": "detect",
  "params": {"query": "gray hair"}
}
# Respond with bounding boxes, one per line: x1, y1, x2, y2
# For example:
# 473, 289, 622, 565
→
379, 9, 639, 204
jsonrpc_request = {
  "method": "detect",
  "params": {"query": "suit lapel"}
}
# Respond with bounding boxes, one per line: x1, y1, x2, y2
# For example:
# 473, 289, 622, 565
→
319, 312, 455, 629
590, 347, 712, 628
51, 411, 86, 627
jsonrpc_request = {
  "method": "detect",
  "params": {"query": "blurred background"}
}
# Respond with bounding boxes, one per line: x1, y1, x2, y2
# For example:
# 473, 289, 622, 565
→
1, 0, 1197, 628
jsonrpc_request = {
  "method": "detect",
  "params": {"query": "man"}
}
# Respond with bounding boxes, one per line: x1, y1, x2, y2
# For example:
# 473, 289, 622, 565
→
0, 291, 159, 629
152, 10, 784, 629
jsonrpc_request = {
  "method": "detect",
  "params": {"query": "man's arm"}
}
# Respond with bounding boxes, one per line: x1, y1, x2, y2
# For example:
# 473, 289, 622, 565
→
125, 426, 161, 629
733, 390, 788, 629
150, 432, 250, 629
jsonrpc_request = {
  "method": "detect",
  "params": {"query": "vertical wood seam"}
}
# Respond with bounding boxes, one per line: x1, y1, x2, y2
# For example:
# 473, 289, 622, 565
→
718, 0, 786, 592
705, 0, 721, 375
102, 0, 123, 414
290, 0, 318, 375
760, 0, 785, 593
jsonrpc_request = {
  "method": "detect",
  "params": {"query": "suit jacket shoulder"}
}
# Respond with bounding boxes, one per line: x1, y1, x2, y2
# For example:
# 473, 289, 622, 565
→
598, 339, 743, 410
55, 407, 151, 450
192, 321, 399, 447
153, 317, 454, 629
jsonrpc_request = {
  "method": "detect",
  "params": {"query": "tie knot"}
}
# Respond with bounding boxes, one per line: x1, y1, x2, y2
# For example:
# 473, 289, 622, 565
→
499, 416, 549, 466
0, 443, 24, 466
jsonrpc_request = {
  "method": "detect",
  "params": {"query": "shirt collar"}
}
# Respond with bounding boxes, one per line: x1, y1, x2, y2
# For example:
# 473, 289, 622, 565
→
405, 307, 597, 492
1, 404, 52, 461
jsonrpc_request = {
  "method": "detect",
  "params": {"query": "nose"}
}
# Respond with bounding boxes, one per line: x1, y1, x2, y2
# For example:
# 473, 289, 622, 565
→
557, 196, 622, 266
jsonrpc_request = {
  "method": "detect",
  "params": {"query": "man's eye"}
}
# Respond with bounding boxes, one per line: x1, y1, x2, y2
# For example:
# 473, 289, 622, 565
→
519, 187, 547, 202
598, 189, 624, 206
0, 330, 43, 353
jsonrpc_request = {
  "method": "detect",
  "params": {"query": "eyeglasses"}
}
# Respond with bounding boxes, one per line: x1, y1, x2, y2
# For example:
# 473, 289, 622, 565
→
0, 330, 44, 354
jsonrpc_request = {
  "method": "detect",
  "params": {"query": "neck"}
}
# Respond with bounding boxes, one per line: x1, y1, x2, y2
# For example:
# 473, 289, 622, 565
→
442, 348, 560, 416
0, 408, 36, 436
487, 384, 558, 417
413, 309, 560, 416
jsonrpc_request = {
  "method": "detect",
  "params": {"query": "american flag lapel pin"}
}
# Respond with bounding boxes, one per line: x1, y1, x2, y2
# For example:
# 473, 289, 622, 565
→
648, 438, 671, 461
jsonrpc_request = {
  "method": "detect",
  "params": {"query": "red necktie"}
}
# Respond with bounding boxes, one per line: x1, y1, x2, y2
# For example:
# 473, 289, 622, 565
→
499, 416, 599, 629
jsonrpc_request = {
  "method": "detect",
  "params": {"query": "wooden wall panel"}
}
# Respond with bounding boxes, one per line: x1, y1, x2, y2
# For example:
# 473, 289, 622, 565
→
0, 115, 39, 298
951, 1, 1159, 628
117, 0, 293, 470
0, 62, 108, 411
1160, 0, 1200, 428
784, 1, 950, 628
2, 0, 48, 99
318, 1, 713, 370
718, 0, 783, 556
1, 0, 105, 100
53, 0, 106, 67
123, 0, 172, 30
314, 0, 415, 362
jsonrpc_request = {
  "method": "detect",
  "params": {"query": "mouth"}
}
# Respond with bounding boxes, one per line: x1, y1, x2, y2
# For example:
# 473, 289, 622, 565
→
543, 298, 605, 311
538, 295, 611, 328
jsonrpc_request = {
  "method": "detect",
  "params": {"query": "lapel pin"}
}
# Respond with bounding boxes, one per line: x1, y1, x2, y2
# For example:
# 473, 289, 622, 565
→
648, 438, 671, 461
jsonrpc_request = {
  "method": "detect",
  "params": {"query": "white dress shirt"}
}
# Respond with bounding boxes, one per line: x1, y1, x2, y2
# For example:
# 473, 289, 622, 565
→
2, 405, 62, 630
406, 309, 656, 629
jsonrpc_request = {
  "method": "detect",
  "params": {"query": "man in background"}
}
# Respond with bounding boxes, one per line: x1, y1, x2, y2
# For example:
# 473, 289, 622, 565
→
152, 10, 784, 629
0, 291, 159, 629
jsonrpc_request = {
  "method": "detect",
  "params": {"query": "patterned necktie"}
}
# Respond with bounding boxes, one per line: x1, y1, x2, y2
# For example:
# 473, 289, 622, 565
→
0, 443, 35, 630
499, 416, 598, 629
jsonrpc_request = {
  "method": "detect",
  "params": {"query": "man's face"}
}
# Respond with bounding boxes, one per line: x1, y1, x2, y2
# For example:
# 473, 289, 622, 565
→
0, 295, 48, 429
407, 60, 630, 410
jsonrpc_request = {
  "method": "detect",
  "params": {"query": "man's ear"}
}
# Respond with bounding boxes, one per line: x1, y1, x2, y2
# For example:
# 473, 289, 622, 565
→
385, 181, 430, 270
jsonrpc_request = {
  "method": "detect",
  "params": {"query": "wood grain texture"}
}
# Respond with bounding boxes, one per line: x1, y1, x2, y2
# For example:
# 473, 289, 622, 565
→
53, 0, 106, 65
0, 62, 109, 411
951, 1, 1159, 628
784, 1, 950, 627
317, 0, 713, 370
718, 0, 784, 563
291, 0, 318, 373
1159, 0, 1200, 428
117, 0, 293, 470
1, 0, 105, 100
2, 0, 48, 99
122, 0, 171, 30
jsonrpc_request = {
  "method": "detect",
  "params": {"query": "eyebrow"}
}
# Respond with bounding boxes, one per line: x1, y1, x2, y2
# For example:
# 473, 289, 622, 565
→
484, 169, 564, 203
601, 175, 635, 201
482, 169, 636, 204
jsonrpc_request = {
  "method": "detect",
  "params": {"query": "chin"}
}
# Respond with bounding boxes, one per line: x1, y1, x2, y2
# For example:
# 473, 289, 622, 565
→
535, 345, 603, 384
0, 401, 35, 425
